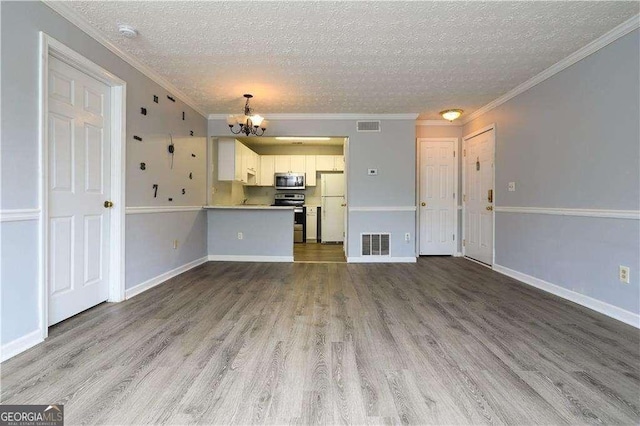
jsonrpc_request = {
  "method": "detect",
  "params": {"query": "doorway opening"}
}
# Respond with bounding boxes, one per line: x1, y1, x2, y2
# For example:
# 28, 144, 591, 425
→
235, 136, 348, 263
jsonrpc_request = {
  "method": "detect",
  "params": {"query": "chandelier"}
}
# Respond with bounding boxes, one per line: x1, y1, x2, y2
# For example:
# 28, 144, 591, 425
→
226, 94, 268, 136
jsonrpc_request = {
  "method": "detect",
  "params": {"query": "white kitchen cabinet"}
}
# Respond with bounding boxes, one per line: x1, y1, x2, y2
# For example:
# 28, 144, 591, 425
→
217, 138, 259, 184
315, 155, 344, 171
259, 156, 275, 186
306, 206, 318, 240
274, 155, 305, 173
305, 155, 317, 186
290, 155, 306, 173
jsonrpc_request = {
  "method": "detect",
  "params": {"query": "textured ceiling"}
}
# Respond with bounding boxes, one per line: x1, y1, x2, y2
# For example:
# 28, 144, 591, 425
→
66, 1, 639, 119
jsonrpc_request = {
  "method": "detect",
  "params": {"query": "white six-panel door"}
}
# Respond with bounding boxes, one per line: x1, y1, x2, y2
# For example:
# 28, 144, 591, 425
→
419, 140, 456, 255
48, 56, 111, 325
463, 128, 494, 265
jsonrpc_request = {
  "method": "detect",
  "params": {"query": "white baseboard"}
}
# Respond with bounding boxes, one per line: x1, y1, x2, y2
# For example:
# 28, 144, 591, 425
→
207, 255, 294, 262
454, 252, 463, 257
1, 329, 44, 362
347, 256, 417, 263
125, 256, 209, 299
493, 264, 640, 329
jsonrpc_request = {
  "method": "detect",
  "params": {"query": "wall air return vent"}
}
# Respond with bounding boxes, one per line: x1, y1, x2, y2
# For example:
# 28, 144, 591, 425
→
356, 120, 381, 132
361, 233, 390, 256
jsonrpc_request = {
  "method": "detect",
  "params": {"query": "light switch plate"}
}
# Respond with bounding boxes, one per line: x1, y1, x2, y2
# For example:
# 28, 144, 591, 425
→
368, 168, 378, 176
508, 182, 516, 192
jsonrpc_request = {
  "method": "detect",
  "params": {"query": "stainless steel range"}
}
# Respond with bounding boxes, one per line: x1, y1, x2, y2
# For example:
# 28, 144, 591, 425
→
273, 193, 306, 243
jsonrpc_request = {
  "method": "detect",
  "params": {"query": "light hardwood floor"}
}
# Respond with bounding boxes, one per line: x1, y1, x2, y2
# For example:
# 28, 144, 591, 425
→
294, 242, 346, 263
1, 257, 638, 425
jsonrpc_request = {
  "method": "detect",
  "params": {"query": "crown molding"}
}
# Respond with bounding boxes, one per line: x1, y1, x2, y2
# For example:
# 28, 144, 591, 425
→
42, 0, 207, 118
208, 113, 419, 121
463, 14, 640, 125
416, 120, 462, 127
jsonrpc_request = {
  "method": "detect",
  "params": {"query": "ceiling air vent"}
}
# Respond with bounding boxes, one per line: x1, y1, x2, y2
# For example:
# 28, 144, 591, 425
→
356, 120, 381, 132
361, 233, 390, 256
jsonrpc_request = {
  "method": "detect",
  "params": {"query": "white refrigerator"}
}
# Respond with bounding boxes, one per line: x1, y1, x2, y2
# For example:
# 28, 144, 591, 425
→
321, 173, 345, 243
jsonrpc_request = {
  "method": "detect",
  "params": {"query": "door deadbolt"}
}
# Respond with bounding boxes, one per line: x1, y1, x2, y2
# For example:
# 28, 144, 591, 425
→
486, 206, 493, 211
421, 202, 426, 206
104, 201, 114, 208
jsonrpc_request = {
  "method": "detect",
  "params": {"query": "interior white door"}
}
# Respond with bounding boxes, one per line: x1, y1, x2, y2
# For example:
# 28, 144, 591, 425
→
464, 128, 494, 265
419, 140, 456, 255
48, 56, 111, 325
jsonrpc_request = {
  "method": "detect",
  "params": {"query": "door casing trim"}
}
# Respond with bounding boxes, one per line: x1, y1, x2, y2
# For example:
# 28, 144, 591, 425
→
39, 33, 127, 339
416, 138, 459, 256
462, 124, 496, 266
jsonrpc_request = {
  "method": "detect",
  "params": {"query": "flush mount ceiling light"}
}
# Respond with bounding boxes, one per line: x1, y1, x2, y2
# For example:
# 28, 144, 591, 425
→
440, 109, 463, 122
118, 24, 138, 38
226, 94, 268, 136
275, 137, 331, 141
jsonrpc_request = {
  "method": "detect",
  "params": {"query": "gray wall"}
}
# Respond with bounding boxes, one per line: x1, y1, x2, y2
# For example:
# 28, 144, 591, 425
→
0, 1, 208, 345
207, 210, 294, 257
209, 118, 417, 259
463, 30, 640, 315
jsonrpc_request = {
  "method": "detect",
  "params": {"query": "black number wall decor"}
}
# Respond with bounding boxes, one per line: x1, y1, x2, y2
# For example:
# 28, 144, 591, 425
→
191, 153, 196, 158
167, 95, 176, 102
189, 172, 193, 180
153, 95, 158, 103
168, 197, 173, 202
182, 111, 185, 120
190, 130, 194, 136
140, 162, 146, 170
153, 184, 158, 198
141, 107, 147, 115
133, 135, 142, 141
182, 188, 186, 195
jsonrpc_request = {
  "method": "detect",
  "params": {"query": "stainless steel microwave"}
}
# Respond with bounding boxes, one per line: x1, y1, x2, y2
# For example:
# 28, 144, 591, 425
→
274, 173, 305, 190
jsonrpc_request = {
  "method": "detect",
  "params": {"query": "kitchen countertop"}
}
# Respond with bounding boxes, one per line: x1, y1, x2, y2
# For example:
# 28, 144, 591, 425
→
204, 205, 294, 210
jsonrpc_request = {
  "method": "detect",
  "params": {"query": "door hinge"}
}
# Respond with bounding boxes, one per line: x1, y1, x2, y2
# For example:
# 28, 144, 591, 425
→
453, 234, 455, 241
453, 151, 456, 157
463, 239, 466, 246
463, 149, 466, 157
463, 194, 466, 202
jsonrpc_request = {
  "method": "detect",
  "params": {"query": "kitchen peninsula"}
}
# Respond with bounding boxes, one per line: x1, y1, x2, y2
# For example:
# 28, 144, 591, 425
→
205, 205, 295, 262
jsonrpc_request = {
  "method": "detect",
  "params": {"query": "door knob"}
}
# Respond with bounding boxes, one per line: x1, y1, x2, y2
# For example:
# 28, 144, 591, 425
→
104, 201, 114, 208
341, 203, 347, 207
486, 206, 493, 211
421, 202, 426, 207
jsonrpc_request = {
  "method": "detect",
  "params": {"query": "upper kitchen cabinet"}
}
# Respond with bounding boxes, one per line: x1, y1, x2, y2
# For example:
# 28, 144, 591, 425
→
274, 155, 306, 173
316, 155, 344, 171
217, 138, 259, 185
305, 155, 317, 187
259, 156, 275, 186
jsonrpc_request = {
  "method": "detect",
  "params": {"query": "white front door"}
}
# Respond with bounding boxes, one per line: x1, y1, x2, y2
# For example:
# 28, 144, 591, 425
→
48, 56, 111, 325
419, 139, 456, 255
463, 128, 494, 265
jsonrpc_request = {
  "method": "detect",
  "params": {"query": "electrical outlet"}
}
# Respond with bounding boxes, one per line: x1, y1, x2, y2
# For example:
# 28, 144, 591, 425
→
237, 232, 243, 240
508, 182, 516, 192
405, 233, 411, 242
619, 265, 630, 284
173, 239, 178, 249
